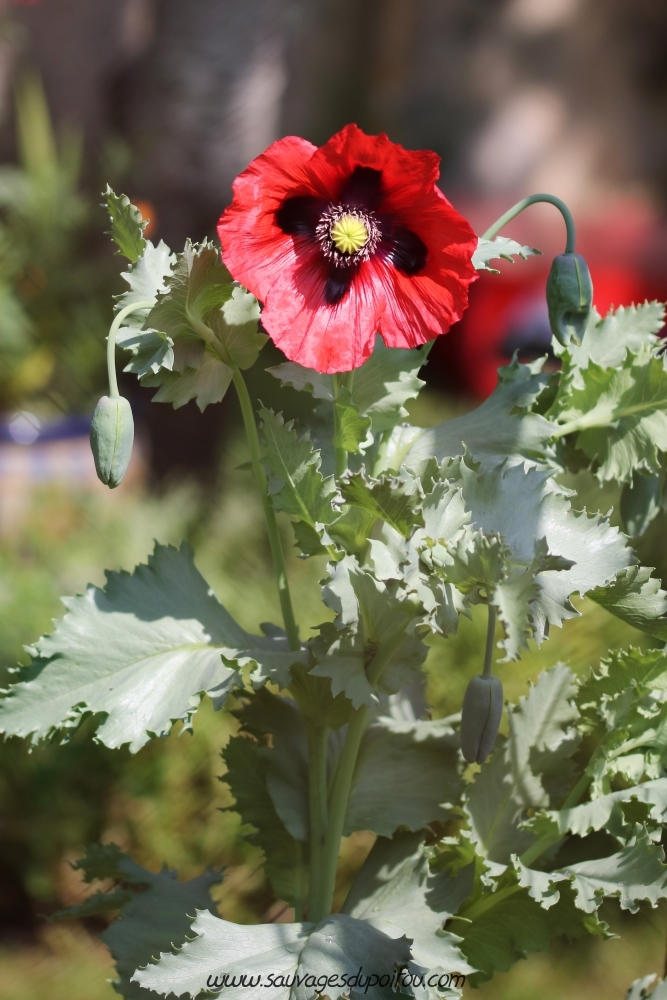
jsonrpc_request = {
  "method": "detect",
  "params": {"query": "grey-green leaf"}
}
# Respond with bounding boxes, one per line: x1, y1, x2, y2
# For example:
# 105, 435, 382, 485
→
472, 237, 541, 273
58, 843, 221, 1000
103, 185, 147, 262
0, 543, 305, 751
260, 408, 341, 551
132, 910, 411, 1000
343, 832, 474, 973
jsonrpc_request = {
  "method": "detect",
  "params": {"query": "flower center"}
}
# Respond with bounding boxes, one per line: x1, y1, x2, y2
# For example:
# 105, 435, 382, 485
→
315, 204, 380, 268
330, 214, 369, 254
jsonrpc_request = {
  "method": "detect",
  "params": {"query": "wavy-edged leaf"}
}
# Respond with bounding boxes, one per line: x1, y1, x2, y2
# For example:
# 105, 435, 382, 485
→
472, 237, 541, 273
558, 301, 666, 379
343, 832, 474, 974
555, 351, 667, 481
344, 715, 463, 836
260, 408, 341, 556
222, 734, 303, 905
269, 337, 430, 436
57, 843, 221, 1000
142, 350, 233, 411
0, 543, 306, 751
458, 460, 633, 641
588, 565, 667, 640
507, 663, 580, 808
396, 357, 554, 471
140, 241, 261, 410
103, 186, 147, 262
133, 910, 411, 1000
311, 556, 427, 707
116, 241, 176, 378
457, 878, 603, 986
563, 836, 667, 913
342, 472, 424, 537
464, 666, 580, 867
209, 286, 266, 369
333, 385, 372, 453
526, 778, 667, 844
626, 974, 667, 999
350, 337, 431, 433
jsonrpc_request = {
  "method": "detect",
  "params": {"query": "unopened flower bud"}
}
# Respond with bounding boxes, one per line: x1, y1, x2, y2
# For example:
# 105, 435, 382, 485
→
460, 674, 503, 764
90, 395, 134, 488
546, 252, 593, 347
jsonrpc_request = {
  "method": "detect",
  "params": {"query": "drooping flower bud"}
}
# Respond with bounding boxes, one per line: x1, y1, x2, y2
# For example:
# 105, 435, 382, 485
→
90, 395, 134, 488
460, 674, 503, 764
546, 252, 593, 347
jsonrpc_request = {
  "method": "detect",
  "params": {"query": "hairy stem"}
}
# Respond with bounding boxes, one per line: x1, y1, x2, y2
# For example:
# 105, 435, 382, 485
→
482, 193, 576, 255
314, 703, 369, 922
482, 604, 497, 678
106, 300, 154, 398
231, 367, 300, 650
306, 723, 330, 919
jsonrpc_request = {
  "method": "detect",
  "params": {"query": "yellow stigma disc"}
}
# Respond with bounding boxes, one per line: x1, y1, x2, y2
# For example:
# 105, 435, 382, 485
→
330, 214, 369, 254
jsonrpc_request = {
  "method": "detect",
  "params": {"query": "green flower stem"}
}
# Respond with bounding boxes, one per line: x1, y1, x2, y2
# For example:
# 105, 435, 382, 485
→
314, 627, 407, 920
231, 366, 300, 651
293, 841, 306, 923
332, 371, 354, 480
482, 193, 576, 255
106, 300, 154, 398
482, 604, 497, 677
306, 722, 330, 919
313, 703, 369, 922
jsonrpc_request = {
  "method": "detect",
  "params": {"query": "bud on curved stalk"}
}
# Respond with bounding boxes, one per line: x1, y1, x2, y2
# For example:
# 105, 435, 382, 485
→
90, 394, 134, 488
90, 298, 152, 489
546, 252, 593, 347
460, 673, 504, 764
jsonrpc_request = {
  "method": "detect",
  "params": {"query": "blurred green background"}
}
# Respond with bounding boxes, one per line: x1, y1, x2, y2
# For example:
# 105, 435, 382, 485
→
2, 1, 667, 998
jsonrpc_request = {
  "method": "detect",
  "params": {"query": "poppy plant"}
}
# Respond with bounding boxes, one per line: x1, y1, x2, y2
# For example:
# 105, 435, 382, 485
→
218, 124, 478, 373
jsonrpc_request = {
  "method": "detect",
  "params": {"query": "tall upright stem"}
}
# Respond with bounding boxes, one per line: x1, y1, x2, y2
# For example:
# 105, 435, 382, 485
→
314, 703, 369, 922
483, 604, 497, 678
306, 723, 329, 918
231, 367, 300, 651
482, 193, 576, 255
332, 374, 347, 479
106, 300, 154, 398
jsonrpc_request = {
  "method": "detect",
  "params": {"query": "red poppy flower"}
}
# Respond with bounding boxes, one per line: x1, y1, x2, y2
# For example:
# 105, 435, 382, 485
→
218, 124, 478, 373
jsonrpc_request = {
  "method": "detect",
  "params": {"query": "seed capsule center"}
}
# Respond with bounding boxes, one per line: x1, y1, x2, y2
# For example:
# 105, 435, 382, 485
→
330, 214, 369, 254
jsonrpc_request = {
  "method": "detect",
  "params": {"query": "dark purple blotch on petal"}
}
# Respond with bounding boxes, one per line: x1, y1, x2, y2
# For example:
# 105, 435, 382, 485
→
276, 196, 322, 237
324, 264, 357, 305
337, 167, 384, 212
